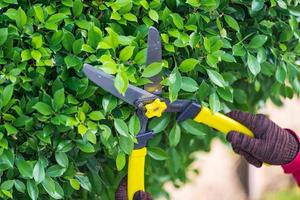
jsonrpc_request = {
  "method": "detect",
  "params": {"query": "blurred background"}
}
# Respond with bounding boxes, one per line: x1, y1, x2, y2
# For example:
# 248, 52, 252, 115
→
165, 98, 300, 200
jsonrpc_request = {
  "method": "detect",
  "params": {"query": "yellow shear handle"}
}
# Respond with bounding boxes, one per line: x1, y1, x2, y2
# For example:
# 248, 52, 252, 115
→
194, 106, 254, 138
128, 147, 147, 200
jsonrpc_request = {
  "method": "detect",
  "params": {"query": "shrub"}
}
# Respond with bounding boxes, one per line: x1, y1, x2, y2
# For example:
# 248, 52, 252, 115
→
0, 0, 299, 199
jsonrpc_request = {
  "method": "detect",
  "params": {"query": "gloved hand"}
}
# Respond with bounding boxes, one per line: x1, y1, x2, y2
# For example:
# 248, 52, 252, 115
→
226, 111, 299, 167
115, 177, 152, 200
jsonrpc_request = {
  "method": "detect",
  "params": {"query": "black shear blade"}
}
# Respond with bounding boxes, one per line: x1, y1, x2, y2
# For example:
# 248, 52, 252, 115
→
83, 64, 156, 106
144, 26, 162, 94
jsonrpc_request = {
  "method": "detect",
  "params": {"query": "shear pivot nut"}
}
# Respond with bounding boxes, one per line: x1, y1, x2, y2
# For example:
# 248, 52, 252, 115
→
145, 98, 167, 118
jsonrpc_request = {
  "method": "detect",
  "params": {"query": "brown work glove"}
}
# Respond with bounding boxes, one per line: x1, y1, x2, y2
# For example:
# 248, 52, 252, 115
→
115, 177, 153, 200
226, 111, 299, 167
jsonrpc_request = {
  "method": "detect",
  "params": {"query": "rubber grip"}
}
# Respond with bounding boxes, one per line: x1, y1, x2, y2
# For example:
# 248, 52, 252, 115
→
128, 147, 147, 200
193, 106, 254, 138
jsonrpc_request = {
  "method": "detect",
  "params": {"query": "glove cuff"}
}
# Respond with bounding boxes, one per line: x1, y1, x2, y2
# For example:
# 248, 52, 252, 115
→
282, 129, 300, 173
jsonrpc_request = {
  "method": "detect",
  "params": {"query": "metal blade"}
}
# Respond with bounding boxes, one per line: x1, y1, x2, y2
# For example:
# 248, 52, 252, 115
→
83, 64, 156, 106
144, 26, 162, 94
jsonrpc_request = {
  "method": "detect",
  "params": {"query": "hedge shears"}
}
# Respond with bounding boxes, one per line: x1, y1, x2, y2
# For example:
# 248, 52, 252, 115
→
83, 27, 254, 200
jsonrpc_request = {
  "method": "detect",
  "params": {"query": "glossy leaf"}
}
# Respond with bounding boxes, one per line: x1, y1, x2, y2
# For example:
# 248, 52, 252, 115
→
207, 70, 227, 87
142, 62, 163, 78
33, 160, 45, 184
247, 53, 261, 76
178, 58, 199, 72
169, 123, 181, 147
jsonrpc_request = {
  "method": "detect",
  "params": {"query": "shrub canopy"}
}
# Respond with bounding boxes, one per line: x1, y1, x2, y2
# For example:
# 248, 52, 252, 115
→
0, 0, 300, 199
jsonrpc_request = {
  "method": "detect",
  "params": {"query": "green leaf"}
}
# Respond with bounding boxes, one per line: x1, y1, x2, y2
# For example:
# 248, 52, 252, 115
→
221, 53, 236, 63
275, 62, 287, 84
1, 149, 14, 168
69, 179, 80, 190
62, 31, 75, 51
0, 28, 8, 46
181, 77, 199, 92
76, 141, 95, 153
168, 68, 182, 102
148, 147, 168, 160
114, 71, 129, 95
1, 84, 14, 107
178, 58, 199, 72
128, 114, 140, 135
88, 111, 104, 121
148, 114, 170, 134
55, 152, 69, 168
50, 30, 64, 46
73, 39, 83, 55
34, 5, 44, 23
2, 190, 12, 198
4, 123, 18, 135
134, 49, 147, 65
247, 53, 261, 76
209, 93, 221, 113
16, 7, 27, 28
252, 0, 264, 12
46, 165, 66, 177
78, 124, 87, 135
119, 46, 135, 61
123, 13, 137, 22
170, 13, 184, 29
3, 0, 17, 4
99, 55, 118, 74
224, 15, 240, 32
53, 88, 65, 111
233, 44, 246, 56
14, 180, 25, 193
75, 175, 92, 191
62, 0, 73, 7
87, 25, 102, 49
1, 180, 14, 190
32, 35, 43, 49
114, 118, 129, 137
217, 87, 233, 102
116, 152, 126, 171
207, 70, 227, 87
248, 35, 268, 49
21, 49, 32, 61
46, 13, 67, 24
289, 6, 300, 17
142, 62, 163, 78
31, 50, 41, 61
149, 9, 159, 22
181, 119, 207, 137
119, 136, 134, 155
187, 0, 201, 7
197, 81, 211, 101
169, 123, 181, 147
41, 176, 55, 197
16, 160, 33, 178
33, 160, 45, 184
27, 180, 39, 200
98, 28, 119, 49
64, 55, 81, 69
33, 102, 53, 115
73, 0, 83, 17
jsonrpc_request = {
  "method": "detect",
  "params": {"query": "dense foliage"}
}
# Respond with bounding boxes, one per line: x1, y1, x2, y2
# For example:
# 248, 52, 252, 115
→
0, 0, 300, 199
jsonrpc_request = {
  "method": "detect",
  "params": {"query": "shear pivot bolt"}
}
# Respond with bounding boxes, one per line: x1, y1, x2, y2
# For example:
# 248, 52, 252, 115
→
145, 98, 167, 118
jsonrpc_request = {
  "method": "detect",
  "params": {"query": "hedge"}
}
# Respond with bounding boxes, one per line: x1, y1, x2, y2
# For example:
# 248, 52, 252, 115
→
0, 0, 299, 199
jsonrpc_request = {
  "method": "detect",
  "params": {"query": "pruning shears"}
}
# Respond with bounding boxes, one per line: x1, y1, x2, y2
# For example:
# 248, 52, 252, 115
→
83, 27, 254, 200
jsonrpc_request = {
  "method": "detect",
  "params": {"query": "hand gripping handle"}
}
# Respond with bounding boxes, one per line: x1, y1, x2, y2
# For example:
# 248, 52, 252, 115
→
193, 106, 254, 137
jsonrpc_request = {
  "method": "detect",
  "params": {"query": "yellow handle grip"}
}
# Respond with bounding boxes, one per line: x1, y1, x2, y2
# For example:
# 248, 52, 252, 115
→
194, 106, 254, 138
128, 147, 147, 200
